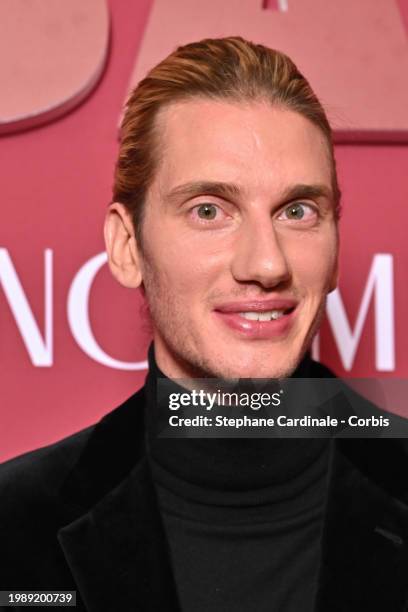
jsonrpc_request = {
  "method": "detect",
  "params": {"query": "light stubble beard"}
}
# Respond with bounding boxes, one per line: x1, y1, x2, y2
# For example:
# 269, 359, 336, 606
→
142, 270, 328, 381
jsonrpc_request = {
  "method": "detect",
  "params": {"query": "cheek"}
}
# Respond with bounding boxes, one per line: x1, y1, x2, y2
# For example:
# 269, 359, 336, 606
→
142, 227, 224, 302
145, 216, 226, 300
285, 232, 337, 293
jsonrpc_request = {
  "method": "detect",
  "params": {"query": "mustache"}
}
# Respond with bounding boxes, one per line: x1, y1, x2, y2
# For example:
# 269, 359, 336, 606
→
206, 286, 300, 303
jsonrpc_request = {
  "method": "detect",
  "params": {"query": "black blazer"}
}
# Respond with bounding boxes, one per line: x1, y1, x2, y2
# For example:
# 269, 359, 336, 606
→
1, 383, 408, 611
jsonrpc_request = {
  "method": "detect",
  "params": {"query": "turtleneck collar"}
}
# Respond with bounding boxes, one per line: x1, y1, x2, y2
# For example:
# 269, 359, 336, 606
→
144, 343, 330, 506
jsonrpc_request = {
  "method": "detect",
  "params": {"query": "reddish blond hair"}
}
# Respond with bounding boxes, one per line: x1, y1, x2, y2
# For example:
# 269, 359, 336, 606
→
113, 36, 340, 232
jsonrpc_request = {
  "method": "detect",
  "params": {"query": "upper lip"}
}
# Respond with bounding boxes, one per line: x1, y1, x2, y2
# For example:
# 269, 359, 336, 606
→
214, 299, 298, 313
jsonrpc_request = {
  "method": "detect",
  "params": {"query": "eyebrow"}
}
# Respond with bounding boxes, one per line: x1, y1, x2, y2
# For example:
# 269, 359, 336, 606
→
164, 180, 334, 205
164, 181, 241, 205
280, 183, 334, 203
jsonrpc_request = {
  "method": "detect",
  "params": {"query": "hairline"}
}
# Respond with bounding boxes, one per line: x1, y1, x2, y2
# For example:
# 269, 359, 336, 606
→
135, 94, 339, 246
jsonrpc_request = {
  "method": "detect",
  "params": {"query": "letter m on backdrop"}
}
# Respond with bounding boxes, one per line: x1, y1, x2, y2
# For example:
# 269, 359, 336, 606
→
128, 0, 408, 142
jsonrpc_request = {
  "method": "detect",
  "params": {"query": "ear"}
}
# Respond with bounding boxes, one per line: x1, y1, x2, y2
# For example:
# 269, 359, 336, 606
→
104, 202, 142, 288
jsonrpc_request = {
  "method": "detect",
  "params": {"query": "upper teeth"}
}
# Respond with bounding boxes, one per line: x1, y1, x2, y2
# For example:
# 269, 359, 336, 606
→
240, 310, 285, 321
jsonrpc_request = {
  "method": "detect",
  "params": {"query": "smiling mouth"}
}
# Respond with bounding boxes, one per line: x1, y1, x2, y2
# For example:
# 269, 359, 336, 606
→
213, 302, 298, 339
239, 308, 294, 322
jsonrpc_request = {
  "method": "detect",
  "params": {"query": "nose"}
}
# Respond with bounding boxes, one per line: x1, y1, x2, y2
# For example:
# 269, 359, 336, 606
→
231, 218, 291, 289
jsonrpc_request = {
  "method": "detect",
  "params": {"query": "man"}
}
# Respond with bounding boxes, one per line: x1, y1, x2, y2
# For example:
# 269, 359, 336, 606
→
1, 37, 408, 612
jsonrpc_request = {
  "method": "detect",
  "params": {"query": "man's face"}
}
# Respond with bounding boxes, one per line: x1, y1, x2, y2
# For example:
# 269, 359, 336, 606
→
138, 99, 338, 379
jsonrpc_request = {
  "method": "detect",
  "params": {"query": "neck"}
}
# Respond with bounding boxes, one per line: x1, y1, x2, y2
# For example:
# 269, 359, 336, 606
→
144, 343, 327, 497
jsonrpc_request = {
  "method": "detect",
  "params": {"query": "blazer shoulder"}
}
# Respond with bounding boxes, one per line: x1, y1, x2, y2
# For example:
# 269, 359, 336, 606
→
0, 424, 96, 588
0, 388, 146, 592
0, 386, 146, 514
0, 425, 94, 515
309, 359, 408, 501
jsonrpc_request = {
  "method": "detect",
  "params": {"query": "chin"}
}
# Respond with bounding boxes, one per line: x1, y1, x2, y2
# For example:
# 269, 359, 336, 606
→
231, 363, 298, 380
200, 348, 303, 381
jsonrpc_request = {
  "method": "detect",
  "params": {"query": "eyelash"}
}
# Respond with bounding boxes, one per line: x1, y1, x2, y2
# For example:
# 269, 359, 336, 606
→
278, 202, 318, 221
189, 203, 228, 223
189, 201, 319, 224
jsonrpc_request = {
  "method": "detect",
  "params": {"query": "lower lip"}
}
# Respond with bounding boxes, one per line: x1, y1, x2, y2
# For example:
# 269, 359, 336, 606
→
213, 308, 297, 339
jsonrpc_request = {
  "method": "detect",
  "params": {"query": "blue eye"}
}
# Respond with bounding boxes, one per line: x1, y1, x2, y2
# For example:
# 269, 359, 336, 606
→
197, 204, 218, 220
280, 202, 316, 221
285, 203, 306, 219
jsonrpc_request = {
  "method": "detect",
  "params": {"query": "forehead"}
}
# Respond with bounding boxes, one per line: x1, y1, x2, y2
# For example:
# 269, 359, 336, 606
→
153, 98, 333, 197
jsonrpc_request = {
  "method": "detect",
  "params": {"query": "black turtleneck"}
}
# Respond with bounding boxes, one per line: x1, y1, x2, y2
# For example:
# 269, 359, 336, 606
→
144, 346, 333, 612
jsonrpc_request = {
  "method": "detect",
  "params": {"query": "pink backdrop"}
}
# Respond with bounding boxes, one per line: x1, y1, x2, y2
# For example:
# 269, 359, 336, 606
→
1, 0, 407, 462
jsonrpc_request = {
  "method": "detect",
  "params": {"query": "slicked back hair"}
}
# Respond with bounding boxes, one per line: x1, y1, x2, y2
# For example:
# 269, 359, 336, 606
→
113, 36, 341, 239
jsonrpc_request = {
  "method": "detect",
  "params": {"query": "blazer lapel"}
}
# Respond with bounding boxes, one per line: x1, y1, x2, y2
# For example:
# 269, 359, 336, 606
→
58, 456, 181, 612
315, 439, 408, 611
56, 388, 181, 612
